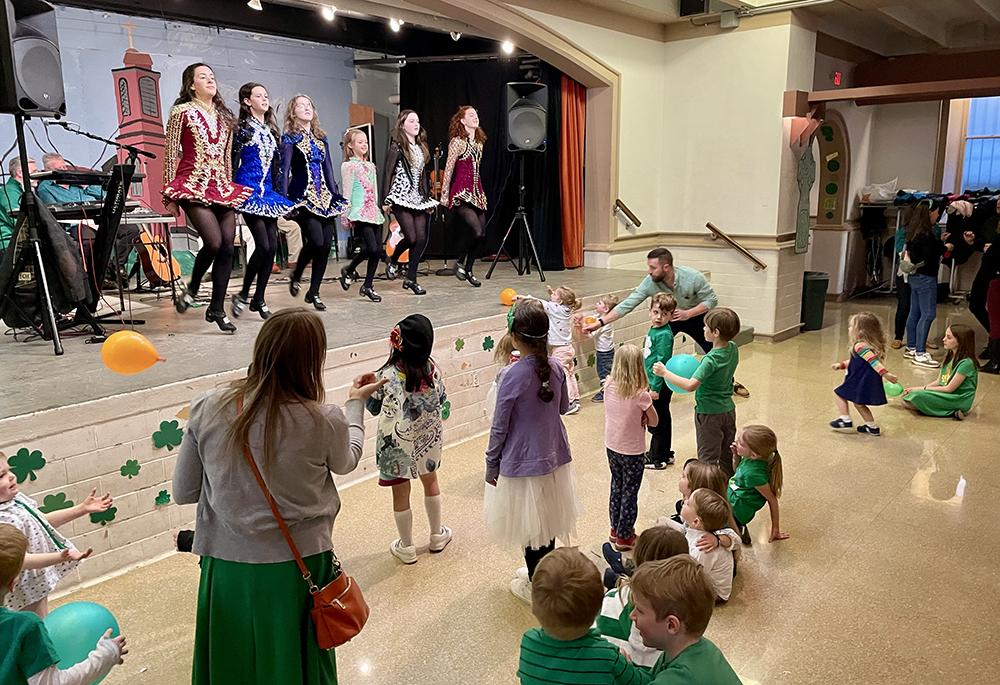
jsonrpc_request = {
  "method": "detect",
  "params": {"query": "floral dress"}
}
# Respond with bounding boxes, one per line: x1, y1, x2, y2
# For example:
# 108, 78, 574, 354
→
162, 100, 252, 207
232, 117, 295, 218
366, 363, 447, 485
341, 157, 384, 225
440, 137, 487, 211
0, 493, 81, 610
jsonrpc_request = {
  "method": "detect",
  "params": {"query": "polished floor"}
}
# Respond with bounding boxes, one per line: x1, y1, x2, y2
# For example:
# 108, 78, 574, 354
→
53, 298, 999, 685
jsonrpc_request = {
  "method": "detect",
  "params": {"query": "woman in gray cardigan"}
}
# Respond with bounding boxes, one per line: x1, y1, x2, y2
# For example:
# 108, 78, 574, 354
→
173, 307, 385, 685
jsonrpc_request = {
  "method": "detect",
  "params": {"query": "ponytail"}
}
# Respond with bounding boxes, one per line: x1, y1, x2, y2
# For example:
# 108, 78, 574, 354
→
767, 449, 783, 498
532, 342, 554, 402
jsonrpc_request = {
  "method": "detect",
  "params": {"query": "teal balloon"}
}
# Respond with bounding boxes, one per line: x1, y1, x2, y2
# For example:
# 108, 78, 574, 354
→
44, 602, 120, 683
884, 380, 904, 397
664, 353, 700, 394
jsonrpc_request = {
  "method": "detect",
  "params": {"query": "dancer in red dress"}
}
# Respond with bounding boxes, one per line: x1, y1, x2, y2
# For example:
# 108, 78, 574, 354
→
164, 63, 251, 333
440, 106, 487, 287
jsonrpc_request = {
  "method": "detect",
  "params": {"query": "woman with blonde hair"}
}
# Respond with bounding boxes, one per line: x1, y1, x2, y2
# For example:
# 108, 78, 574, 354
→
439, 105, 488, 286
174, 308, 384, 684
279, 94, 349, 309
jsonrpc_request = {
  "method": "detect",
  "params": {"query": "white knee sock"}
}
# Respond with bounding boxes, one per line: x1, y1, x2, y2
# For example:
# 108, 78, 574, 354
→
393, 509, 413, 547
424, 495, 443, 536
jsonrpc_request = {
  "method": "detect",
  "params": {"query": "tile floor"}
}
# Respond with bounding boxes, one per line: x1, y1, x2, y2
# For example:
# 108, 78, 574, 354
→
52, 298, 999, 685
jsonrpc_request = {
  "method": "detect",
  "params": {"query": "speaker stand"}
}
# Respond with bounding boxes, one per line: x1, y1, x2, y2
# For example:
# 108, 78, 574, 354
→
485, 155, 545, 283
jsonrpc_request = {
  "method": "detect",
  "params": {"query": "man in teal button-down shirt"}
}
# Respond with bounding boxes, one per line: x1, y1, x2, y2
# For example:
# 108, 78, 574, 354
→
36, 153, 104, 205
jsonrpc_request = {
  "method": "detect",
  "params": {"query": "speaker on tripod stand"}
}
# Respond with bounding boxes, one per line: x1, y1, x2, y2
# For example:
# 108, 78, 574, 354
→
486, 82, 547, 282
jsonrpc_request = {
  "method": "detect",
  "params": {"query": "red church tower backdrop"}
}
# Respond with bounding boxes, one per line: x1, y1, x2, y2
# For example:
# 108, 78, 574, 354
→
111, 22, 165, 214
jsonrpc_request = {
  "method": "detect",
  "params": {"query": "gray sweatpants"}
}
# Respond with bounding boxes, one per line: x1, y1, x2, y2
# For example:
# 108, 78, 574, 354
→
695, 409, 737, 479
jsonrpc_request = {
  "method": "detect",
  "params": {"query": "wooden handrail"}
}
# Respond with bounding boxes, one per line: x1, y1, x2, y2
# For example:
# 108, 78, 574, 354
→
705, 222, 767, 272
614, 199, 641, 228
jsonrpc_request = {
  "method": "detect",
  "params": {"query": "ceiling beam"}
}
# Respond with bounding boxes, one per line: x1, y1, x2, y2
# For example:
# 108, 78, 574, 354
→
876, 5, 950, 49
807, 76, 1000, 107
955, 0, 1000, 26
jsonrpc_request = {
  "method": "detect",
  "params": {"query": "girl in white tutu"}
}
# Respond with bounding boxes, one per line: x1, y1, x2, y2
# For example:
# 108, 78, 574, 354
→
484, 302, 584, 604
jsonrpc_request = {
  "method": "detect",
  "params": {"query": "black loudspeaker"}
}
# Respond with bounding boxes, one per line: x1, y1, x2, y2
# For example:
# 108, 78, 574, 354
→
506, 82, 547, 152
679, 0, 710, 17
0, 0, 65, 117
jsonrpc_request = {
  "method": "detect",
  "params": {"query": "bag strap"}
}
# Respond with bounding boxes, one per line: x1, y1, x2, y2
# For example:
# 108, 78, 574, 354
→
237, 395, 319, 594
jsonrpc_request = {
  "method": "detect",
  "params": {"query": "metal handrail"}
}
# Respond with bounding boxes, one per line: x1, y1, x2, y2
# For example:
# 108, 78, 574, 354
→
613, 199, 641, 229
705, 222, 767, 272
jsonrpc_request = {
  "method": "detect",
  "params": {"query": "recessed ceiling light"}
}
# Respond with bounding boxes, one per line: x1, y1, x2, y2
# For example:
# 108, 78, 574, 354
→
501, 41, 514, 54
321, 6, 336, 21
247, 0, 262, 10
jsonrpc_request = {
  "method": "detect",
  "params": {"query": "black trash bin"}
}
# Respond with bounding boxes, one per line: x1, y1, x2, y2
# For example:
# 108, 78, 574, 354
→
801, 271, 830, 331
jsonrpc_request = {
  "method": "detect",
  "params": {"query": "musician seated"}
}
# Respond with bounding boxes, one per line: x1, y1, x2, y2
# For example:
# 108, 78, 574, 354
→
36, 153, 105, 205
1, 156, 37, 259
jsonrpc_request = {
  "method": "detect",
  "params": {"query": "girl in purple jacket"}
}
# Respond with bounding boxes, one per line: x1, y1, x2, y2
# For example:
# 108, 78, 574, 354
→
484, 303, 584, 605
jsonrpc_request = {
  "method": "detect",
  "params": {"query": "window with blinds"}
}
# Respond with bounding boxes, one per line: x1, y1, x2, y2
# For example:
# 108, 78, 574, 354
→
962, 96, 1000, 191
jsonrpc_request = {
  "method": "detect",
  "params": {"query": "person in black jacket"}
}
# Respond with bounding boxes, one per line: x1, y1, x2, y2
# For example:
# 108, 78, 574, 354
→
903, 201, 946, 368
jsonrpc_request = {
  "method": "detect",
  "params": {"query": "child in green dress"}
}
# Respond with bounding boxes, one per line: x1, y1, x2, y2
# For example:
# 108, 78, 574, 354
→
902, 324, 979, 420
728, 425, 788, 546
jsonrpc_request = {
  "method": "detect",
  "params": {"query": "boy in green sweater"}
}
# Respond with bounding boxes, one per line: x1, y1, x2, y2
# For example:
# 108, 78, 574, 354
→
654, 307, 741, 478
517, 547, 645, 685
644, 293, 676, 469
628, 555, 741, 684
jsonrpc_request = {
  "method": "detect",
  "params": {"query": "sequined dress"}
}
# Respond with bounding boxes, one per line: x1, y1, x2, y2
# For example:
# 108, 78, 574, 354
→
232, 117, 295, 218
162, 100, 252, 207
279, 130, 349, 218
441, 136, 487, 211
341, 157, 385, 224
383, 141, 438, 211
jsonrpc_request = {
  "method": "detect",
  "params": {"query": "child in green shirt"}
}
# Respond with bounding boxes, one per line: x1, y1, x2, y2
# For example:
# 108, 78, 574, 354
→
643, 293, 676, 469
628, 555, 741, 685
654, 307, 741, 478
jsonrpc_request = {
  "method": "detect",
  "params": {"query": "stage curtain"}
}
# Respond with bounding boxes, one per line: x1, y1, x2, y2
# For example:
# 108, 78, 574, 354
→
559, 74, 586, 268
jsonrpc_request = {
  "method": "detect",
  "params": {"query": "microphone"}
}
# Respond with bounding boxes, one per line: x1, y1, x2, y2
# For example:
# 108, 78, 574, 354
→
43, 120, 80, 130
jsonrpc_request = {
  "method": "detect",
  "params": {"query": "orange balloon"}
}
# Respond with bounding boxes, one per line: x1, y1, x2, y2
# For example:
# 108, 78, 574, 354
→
585, 316, 596, 325
101, 331, 164, 375
500, 288, 517, 306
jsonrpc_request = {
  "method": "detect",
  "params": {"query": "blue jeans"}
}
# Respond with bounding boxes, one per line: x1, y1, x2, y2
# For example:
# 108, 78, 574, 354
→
594, 349, 614, 399
905, 273, 937, 354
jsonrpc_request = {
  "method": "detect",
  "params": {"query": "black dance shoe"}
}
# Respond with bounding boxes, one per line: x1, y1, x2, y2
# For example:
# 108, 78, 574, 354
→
402, 278, 426, 295
455, 263, 468, 282
466, 271, 481, 287
304, 291, 327, 311
206, 308, 236, 333
175, 282, 195, 313
289, 278, 301, 298
386, 262, 399, 280
359, 286, 382, 302
248, 299, 271, 320
340, 267, 352, 291
231, 293, 247, 319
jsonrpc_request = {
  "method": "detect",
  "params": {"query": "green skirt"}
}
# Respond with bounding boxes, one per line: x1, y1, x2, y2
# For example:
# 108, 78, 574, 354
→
905, 389, 972, 417
193, 551, 338, 685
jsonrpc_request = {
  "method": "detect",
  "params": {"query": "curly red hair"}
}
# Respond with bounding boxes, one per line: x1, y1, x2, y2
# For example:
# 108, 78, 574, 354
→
448, 106, 487, 144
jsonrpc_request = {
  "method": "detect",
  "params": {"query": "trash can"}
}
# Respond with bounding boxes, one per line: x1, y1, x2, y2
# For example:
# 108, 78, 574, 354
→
801, 271, 830, 331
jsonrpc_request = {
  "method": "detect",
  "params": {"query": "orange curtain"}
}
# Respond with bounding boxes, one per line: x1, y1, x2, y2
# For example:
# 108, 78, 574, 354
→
560, 74, 586, 268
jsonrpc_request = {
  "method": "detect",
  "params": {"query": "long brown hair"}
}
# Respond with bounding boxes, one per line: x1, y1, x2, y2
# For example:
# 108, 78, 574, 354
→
849, 311, 887, 361
736, 425, 783, 498
511, 302, 552, 402
392, 109, 430, 166
905, 201, 936, 242
342, 128, 368, 163
223, 308, 327, 470
448, 105, 487, 144
173, 63, 235, 130
237, 82, 280, 140
283, 94, 327, 139
943, 323, 978, 371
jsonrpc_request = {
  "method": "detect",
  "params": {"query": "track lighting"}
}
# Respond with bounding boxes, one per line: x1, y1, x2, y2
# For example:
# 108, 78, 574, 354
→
247, 0, 262, 9
450, 31, 462, 41
321, 5, 336, 21
389, 18, 401, 32
501, 41, 514, 54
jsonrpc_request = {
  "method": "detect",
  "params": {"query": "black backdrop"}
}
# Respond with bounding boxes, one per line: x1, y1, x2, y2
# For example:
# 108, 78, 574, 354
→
399, 59, 566, 272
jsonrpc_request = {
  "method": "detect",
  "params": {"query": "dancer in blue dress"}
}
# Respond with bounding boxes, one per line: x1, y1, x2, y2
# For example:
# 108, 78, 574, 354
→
231, 83, 295, 320
279, 94, 349, 311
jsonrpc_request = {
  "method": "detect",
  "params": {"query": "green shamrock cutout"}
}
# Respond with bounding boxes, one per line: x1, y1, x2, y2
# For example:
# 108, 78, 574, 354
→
441, 401, 451, 421
483, 336, 494, 351
39, 493, 74, 514
90, 507, 118, 527
455, 338, 465, 352
155, 490, 171, 506
587, 353, 596, 367
575, 373, 580, 382
120, 459, 141, 479
152, 420, 184, 451
574, 357, 578, 367
7, 448, 45, 483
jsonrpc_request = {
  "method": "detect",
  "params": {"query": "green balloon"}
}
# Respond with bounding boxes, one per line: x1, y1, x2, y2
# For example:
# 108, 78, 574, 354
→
884, 381, 904, 397
44, 602, 120, 684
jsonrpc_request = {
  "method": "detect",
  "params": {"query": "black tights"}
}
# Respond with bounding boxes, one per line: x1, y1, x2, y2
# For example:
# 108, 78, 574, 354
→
182, 201, 236, 311
345, 221, 383, 289
970, 249, 999, 334
292, 211, 336, 296
455, 204, 486, 271
524, 540, 555, 581
391, 207, 428, 281
240, 214, 278, 303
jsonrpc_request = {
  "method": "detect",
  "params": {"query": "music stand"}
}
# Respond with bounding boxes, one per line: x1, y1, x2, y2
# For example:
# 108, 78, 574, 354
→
485, 154, 545, 283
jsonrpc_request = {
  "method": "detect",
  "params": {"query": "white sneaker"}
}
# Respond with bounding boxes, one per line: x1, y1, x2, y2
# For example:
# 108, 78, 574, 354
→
430, 525, 453, 553
510, 577, 532, 604
903, 348, 917, 359
515, 566, 530, 583
912, 353, 940, 368
390, 539, 417, 564
565, 400, 580, 415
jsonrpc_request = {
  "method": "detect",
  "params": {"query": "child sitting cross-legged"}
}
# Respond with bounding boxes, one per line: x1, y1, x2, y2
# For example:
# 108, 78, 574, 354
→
517, 547, 646, 685
659, 489, 736, 601
629, 555, 741, 684
595, 527, 689, 670
0, 523, 128, 685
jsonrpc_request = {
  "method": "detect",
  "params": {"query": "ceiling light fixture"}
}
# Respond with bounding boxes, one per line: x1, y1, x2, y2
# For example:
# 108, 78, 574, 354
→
450, 31, 462, 41
389, 18, 401, 32
247, 0, 262, 9
501, 40, 514, 54
321, 5, 336, 21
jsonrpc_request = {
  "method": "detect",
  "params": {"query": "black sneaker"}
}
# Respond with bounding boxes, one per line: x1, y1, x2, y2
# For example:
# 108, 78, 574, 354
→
739, 525, 752, 546
602, 542, 627, 576
857, 424, 881, 436
644, 461, 668, 471
829, 418, 853, 430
